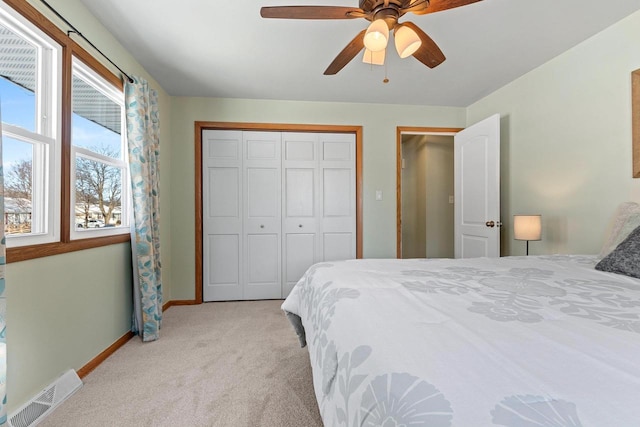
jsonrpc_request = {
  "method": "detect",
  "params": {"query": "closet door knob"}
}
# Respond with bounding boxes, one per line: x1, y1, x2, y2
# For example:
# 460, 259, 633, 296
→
260, 224, 264, 229
298, 224, 303, 228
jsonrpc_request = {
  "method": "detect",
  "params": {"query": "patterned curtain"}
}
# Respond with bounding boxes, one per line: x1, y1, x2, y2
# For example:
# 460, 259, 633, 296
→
125, 77, 162, 342
0, 105, 7, 424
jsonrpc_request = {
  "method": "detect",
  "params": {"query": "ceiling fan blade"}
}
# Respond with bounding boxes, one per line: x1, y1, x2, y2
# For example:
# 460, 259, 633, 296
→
402, 22, 446, 68
260, 6, 365, 19
324, 30, 366, 75
400, 0, 430, 15
413, 0, 482, 15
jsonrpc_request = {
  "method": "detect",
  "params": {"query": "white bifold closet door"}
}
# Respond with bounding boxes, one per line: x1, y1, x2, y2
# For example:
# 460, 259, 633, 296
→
202, 130, 244, 301
244, 132, 282, 300
203, 129, 355, 301
281, 132, 356, 295
282, 132, 318, 296
318, 133, 357, 262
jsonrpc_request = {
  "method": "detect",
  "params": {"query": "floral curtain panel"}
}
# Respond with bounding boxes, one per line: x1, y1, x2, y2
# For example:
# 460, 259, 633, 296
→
0, 105, 7, 424
125, 77, 162, 342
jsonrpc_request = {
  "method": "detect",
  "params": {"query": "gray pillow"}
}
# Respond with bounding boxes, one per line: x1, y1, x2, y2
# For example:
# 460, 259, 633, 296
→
596, 223, 640, 278
599, 202, 640, 258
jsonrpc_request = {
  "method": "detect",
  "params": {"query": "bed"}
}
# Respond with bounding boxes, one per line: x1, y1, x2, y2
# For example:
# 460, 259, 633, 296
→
282, 253, 640, 426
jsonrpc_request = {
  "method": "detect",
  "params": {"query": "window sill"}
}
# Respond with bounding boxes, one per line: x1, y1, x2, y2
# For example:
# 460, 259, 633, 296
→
7, 233, 131, 263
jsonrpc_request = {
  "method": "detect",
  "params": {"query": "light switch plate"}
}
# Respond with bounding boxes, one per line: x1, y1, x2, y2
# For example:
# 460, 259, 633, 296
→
375, 190, 383, 201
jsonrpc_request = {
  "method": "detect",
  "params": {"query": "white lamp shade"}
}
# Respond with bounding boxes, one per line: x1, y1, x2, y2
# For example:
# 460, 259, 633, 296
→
362, 48, 385, 65
514, 215, 542, 241
394, 25, 422, 58
364, 19, 389, 52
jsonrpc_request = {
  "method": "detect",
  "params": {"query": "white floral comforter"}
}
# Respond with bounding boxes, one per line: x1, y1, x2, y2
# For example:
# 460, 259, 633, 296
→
281, 255, 640, 426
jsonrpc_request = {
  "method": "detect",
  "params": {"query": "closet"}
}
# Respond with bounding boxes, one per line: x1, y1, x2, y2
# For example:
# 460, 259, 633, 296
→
202, 130, 356, 301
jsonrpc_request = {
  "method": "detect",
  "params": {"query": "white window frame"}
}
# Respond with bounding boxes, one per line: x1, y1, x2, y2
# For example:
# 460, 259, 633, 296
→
69, 57, 129, 240
0, 3, 61, 248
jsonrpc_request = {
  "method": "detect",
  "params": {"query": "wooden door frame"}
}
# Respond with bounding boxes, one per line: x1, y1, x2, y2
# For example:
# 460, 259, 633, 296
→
195, 121, 364, 304
633, 68, 640, 178
396, 126, 463, 258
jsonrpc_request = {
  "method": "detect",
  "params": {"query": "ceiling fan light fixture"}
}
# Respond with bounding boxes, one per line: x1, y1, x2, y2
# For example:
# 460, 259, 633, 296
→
364, 19, 389, 52
394, 25, 422, 58
362, 48, 385, 65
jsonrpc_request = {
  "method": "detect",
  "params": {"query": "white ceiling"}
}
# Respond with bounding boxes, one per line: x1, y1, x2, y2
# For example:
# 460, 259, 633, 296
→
80, 0, 640, 107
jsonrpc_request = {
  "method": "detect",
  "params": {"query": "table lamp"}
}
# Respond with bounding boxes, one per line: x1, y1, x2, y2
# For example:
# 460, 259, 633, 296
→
514, 215, 542, 255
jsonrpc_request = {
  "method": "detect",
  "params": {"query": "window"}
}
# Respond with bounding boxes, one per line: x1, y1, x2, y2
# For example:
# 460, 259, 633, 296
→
0, 0, 131, 261
70, 58, 128, 239
0, 4, 61, 247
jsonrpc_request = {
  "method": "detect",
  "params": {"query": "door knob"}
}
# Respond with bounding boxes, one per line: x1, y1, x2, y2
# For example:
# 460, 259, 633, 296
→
485, 221, 495, 228
260, 224, 265, 229
298, 224, 303, 228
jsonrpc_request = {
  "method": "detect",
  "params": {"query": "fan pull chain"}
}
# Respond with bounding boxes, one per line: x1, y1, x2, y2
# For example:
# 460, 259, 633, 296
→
383, 61, 389, 84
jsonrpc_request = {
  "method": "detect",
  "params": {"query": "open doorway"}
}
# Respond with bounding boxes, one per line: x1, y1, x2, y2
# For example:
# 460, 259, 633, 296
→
396, 127, 462, 259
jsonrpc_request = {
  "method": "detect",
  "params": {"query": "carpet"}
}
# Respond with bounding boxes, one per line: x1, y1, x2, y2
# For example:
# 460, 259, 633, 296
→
40, 300, 323, 427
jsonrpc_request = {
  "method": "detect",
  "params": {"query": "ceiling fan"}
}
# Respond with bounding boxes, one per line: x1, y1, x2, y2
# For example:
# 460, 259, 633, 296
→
260, 0, 482, 75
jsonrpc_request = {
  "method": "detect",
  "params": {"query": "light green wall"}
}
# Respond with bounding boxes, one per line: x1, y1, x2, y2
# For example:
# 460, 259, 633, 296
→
169, 97, 466, 299
468, 10, 640, 256
7, 0, 173, 413
401, 135, 426, 258
424, 136, 454, 258
7, 245, 132, 412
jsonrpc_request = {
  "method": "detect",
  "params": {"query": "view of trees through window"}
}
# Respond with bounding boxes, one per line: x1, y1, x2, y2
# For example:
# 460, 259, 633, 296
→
75, 146, 122, 229
4, 148, 33, 234
1, 75, 38, 236
3, 143, 123, 233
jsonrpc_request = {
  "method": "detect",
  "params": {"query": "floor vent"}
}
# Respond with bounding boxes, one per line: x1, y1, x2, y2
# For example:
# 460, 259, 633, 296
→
9, 369, 82, 427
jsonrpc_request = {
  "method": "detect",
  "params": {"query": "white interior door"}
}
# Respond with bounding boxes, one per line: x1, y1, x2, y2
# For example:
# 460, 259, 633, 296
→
244, 132, 282, 299
454, 114, 501, 258
202, 130, 243, 301
319, 133, 356, 262
282, 132, 319, 297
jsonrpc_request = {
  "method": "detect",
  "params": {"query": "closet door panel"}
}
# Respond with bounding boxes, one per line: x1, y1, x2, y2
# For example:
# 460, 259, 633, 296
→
247, 235, 279, 281
245, 233, 280, 299
209, 139, 240, 159
208, 167, 239, 218
323, 233, 354, 262
319, 133, 356, 263
322, 140, 352, 162
323, 168, 351, 217
244, 132, 282, 299
202, 130, 243, 301
206, 234, 241, 293
246, 137, 278, 160
283, 233, 315, 295
246, 168, 279, 221
285, 139, 315, 161
282, 133, 319, 297
285, 168, 314, 218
